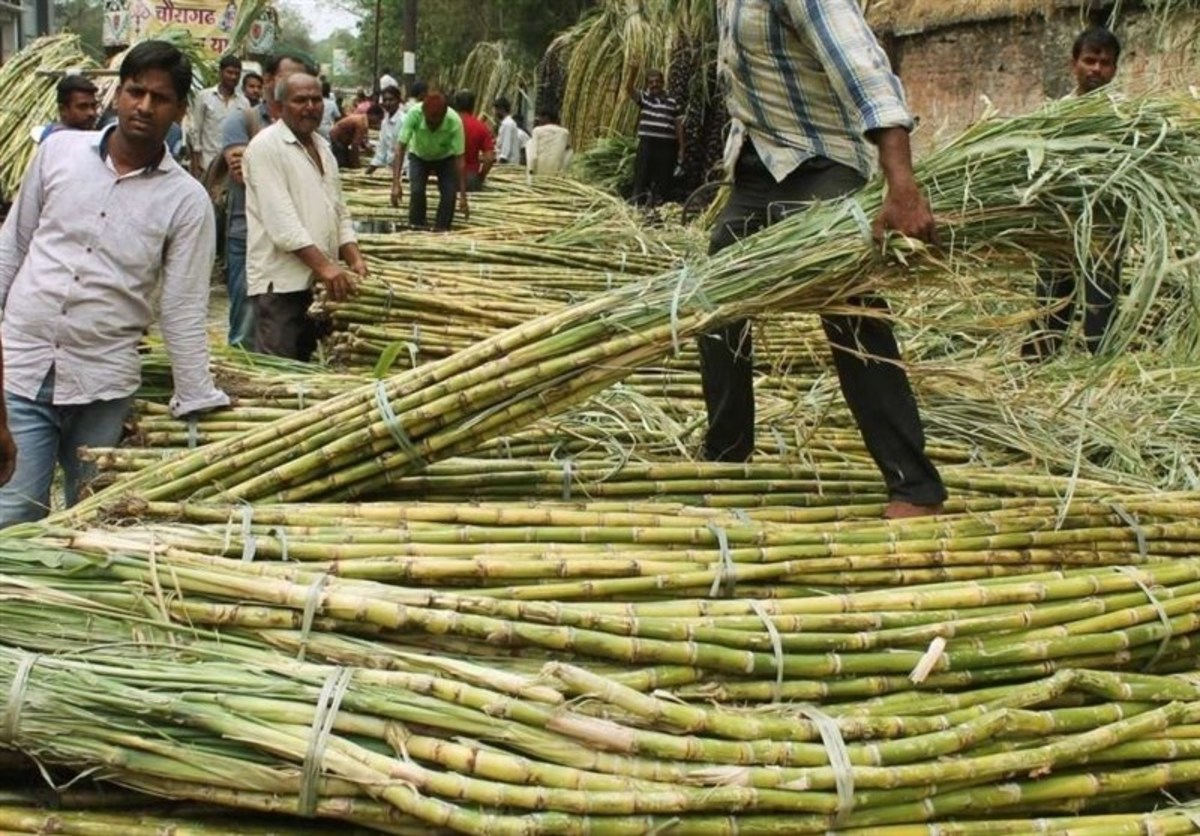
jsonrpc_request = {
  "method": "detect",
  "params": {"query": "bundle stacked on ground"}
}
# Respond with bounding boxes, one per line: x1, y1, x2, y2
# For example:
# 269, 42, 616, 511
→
7, 515, 1200, 831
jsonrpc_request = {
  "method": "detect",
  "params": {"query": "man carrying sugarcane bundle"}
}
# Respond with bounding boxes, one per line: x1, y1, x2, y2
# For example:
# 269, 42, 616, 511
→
699, 0, 946, 520
38, 75, 99, 141
1022, 26, 1123, 361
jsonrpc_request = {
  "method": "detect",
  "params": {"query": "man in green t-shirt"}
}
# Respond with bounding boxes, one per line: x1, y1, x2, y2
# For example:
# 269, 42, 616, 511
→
390, 91, 468, 231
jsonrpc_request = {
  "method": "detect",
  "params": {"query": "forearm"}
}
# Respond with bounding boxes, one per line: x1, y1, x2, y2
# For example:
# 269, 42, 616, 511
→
676, 119, 685, 155
392, 144, 408, 185
339, 242, 363, 266
292, 244, 340, 277
480, 152, 495, 179
869, 126, 919, 192
457, 156, 467, 194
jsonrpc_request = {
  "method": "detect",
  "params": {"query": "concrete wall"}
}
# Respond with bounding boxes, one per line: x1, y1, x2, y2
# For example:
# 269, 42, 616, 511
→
893, 8, 1200, 155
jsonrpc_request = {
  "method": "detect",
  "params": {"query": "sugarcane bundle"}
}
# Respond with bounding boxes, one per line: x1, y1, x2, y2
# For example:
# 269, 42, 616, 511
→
0, 35, 97, 198
10, 516, 1200, 681
455, 41, 533, 126
12, 617, 1200, 836
572, 134, 638, 196
35, 490, 1199, 602
50, 93, 1200, 520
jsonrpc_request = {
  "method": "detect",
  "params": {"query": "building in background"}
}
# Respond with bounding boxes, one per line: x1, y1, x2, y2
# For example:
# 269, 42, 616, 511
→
0, 0, 54, 64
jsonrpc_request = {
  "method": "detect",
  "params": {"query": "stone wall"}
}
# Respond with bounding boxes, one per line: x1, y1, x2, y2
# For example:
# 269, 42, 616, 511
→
892, 8, 1200, 155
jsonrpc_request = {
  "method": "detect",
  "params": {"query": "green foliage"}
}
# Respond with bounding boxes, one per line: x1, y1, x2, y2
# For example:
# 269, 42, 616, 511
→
52, 0, 104, 60
347, 0, 594, 88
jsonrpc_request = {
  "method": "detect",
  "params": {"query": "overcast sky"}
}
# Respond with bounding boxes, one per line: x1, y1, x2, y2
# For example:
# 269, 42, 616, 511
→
279, 0, 362, 40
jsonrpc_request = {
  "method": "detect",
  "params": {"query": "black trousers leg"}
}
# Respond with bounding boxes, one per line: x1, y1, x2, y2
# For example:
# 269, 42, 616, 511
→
821, 301, 945, 503
409, 155, 431, 228
432, 156, 458, 231
631, 142, 653, 207
1022, 265, 1076, 361
698, 151, 946, 503
1083, 247, 1122, 355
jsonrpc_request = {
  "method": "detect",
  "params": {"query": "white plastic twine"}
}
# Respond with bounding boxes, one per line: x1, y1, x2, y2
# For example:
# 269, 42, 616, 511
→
298, 667, 354, 817
1, 652, 40, 745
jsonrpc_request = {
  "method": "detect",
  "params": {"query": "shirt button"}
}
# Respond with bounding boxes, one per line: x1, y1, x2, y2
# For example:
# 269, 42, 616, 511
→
99, 212, 106, 218
85, 247, 92, 253
73, 275, 80, 282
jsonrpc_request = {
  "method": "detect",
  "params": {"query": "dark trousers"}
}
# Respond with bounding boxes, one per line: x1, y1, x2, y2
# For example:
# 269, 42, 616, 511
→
632, 137, 678, 206
410, 154, 458, 231
253, 287, 318, 362
698, 152, 946, 505
1021, 251, 1122, 361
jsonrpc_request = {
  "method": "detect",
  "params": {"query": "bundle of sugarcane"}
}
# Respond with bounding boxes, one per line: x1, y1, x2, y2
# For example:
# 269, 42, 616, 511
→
455, 41, 533, 125
51, 93, 1200, 518
339, 168, 669, 245
550, 0, 719, 152
0, 768, 365, 836
572, 134, 638, 196
10, 520, 1200, 692
0, 35, 96, 198
36, 490, 1200, 602
13, 594, 1200, 836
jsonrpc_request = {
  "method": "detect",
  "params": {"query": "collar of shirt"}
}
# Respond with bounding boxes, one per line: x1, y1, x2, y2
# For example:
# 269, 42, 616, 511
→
717, 0, 913, 184
95, 122, 174, 177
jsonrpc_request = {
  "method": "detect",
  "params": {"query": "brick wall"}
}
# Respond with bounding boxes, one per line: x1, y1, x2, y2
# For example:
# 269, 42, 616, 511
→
893, 9, 1200, 156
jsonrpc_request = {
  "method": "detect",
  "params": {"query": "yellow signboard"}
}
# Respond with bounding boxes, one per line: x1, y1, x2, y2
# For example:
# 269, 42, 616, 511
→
103, 0, 275, 58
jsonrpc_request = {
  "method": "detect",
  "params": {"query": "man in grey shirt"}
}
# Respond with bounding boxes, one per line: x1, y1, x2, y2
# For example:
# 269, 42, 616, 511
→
0, 40, 228, 525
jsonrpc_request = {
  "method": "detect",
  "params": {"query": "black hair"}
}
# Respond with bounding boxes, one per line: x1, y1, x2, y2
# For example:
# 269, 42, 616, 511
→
381, 84, 401, 98
1073, 26, 1121, 61
367, 103, 384, 119
119, 40, 192, 103
264, 47, 319, 77
56, 74, 97, 106
321, 79, 332, 98
537, 108, 559, 124
454, 89, 476, 112
494, 95, 511, 113
242, 71, 263, 87
218, 53, 242, 71
410, 80, 428, 99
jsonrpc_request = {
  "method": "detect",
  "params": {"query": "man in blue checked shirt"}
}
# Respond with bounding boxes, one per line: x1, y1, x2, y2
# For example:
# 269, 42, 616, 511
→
699, 0, 946, 520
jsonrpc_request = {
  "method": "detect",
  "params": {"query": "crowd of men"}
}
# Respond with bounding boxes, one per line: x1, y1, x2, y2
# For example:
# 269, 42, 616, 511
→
0, 11, 1128, 528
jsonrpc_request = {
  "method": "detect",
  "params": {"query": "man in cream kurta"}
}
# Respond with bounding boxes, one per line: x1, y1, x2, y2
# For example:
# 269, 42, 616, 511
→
244, 72, 365, 361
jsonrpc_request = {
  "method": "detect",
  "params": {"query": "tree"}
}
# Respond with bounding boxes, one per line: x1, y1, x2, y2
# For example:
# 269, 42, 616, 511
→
347, 0, 595, 89
275, 3, 318, 62
54, 0, 104, 60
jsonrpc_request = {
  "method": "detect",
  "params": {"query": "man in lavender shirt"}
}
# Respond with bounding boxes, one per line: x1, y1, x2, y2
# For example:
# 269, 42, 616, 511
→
0, 40, 228, 524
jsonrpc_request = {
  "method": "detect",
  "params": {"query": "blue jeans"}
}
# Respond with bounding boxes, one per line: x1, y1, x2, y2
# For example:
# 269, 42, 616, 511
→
226, 234, 255, 348
0, 368, 133, 526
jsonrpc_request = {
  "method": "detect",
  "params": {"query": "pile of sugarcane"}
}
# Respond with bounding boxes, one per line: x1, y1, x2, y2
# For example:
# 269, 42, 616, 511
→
455, 41, 534, 123
544, 0, 723, 192
9, 508, 1200, 832
49, 93, 1200, 518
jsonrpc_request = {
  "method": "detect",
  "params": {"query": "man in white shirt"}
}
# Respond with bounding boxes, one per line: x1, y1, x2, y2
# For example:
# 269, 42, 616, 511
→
378, 68, 399, 94
365, 85, 403, 175
526, 109, 572, 177
189, 53, 246, 176
492, 96, 528, 164
0, 40, 229, 525
244, 72, 365, 361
